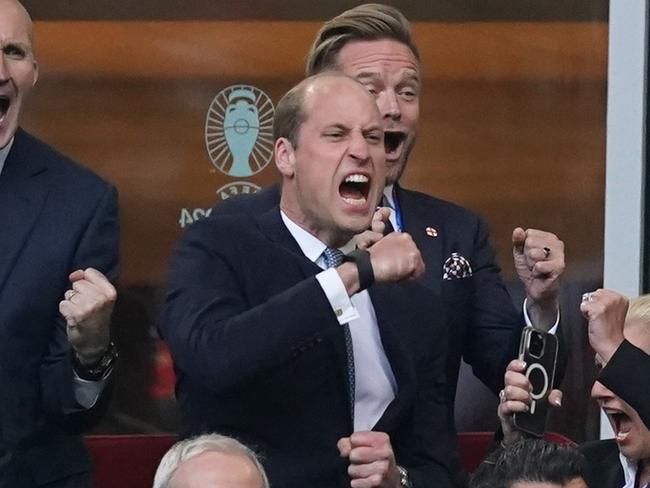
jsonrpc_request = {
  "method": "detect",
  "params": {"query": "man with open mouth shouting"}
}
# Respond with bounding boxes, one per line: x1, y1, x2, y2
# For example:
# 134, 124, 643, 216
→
162, 74, 454, 487
0, 1, 119, 486
215, 4, 566, 479
498, 289, 650, 488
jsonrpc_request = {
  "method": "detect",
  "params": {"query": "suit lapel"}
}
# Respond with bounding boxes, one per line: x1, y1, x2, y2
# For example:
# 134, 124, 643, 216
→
254, 206, 353, 425
0, 130, 49, 295
369, 285, 417, 431
254, 206, 322, 278
395, 185, 443, 294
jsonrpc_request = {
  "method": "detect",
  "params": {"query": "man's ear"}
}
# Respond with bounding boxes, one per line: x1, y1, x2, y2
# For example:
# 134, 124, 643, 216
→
275, 137, 296, 178
32, 60, 39, 87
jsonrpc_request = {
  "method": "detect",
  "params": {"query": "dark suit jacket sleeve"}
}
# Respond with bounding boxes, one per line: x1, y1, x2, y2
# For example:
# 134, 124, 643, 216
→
39, 184, 119, 428
465, 215, 524, 393
161, 217, 342, 393
598, 339, 650, 428
408, 299, 454, 487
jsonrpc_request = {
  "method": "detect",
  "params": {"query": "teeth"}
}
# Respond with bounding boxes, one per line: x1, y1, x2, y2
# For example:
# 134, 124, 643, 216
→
345, 174, 368, 183
342, 197, 367, 206
616, 431, 630, 441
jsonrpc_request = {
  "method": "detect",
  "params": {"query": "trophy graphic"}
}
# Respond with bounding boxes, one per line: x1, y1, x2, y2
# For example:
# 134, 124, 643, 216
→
205, 85, 274, 177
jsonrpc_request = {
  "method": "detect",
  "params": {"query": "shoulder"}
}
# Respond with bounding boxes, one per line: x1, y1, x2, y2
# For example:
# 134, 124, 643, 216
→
177, 211, 265, 252
15, 129, 113, 194
579, 439, 619, 461
211, 184, 280, 216
397, 186, 483, 226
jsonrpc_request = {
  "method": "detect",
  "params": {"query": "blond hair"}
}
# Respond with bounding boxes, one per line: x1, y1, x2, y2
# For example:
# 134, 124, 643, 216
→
305, 3, 419, 76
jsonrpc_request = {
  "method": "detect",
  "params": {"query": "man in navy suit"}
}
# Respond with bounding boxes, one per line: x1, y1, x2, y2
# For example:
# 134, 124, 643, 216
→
0, 1, 118, 486
216, 4, 565, 405
162, 74, 454, 487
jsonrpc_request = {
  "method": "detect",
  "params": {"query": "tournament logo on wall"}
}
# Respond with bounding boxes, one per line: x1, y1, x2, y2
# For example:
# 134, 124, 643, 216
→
205, 85, 275, 177
179, 85, 274, 229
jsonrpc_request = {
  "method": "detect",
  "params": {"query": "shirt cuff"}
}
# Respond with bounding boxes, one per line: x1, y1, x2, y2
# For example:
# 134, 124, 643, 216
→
315, 268, 360, 325
523, 298, 559, 334
72, 372, 109, 410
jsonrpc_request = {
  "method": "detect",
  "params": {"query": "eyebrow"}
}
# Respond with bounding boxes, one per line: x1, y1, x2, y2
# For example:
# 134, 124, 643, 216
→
355, 70, 420, 85
1, 40, 32, 52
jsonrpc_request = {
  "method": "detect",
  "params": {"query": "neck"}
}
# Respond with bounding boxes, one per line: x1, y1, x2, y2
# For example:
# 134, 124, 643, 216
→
279, 202, 352, 249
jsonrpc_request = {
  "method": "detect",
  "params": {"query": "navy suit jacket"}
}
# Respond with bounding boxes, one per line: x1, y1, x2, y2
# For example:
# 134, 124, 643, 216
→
0, 129, 118, 487
215, 183, 523, 400
161, 207, 453, 487
579, 439, 623, 488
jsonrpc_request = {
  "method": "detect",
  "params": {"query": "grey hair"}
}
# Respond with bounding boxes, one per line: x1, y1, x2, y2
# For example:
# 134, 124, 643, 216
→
152, 434, 269, 488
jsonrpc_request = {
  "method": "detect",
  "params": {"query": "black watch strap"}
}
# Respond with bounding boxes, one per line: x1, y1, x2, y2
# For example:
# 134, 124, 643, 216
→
72, 341, 118, 381
344, 249, 375, 290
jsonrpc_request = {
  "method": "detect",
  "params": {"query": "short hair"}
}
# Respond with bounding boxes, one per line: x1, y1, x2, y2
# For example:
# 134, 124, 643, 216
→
273, 73, 362, 148
152, 434, 269, 488
305, 3, 420, 76
627, 294, 650, 324
471, 439, 586, 488
272, 78, 309, 148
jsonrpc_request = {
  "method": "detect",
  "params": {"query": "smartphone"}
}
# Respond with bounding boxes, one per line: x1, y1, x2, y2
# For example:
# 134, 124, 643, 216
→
512, 326, 559, 437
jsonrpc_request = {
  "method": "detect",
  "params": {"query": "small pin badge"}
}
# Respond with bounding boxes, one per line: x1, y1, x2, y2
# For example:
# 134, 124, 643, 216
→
425, 227, 438, 237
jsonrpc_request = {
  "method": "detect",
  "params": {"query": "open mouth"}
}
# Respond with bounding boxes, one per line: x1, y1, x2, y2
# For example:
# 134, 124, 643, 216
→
0, 96, 9, 121
339, 173, 370, 207
384, 131, 406, 159
605, 409, 632, 442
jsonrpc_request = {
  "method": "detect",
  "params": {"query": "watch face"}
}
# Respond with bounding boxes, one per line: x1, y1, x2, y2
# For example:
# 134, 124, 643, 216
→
397, 466, 411, 487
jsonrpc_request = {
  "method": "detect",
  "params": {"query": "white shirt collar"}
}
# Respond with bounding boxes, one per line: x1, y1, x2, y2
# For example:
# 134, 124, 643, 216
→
383, 184, 395, 209
280, 210, 355, 264
619, 451, 639, 488
0, 137, 15, 177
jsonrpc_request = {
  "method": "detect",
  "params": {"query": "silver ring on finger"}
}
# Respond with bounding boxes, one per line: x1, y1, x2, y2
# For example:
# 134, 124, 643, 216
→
65, 290, 78, 301
499, 389, 506, 404
543, 246, 551, 259
581, 292, 593, 303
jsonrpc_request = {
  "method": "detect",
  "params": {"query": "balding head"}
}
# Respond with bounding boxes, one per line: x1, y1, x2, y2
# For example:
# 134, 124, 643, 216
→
0, 0, 33, 41
0, 0, 38, 148
273, 73, 385, 247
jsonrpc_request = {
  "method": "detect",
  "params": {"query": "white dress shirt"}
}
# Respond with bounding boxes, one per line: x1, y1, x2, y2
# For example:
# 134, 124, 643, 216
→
0, 137, 13, 174
619, 452, 649, 488
280, 211, 397, 431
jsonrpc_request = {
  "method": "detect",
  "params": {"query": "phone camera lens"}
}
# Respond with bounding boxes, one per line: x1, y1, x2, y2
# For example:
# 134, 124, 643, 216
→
529, 332, 545, 358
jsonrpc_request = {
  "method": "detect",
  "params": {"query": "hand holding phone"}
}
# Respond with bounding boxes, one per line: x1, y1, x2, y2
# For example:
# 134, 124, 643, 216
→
512, 326, 559, 437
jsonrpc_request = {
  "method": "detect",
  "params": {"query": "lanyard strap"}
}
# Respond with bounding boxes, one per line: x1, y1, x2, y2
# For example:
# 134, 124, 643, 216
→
392, 186, 404, 232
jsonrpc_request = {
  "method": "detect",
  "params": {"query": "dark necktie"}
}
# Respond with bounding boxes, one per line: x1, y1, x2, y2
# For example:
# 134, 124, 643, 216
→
322, 247, 355, 422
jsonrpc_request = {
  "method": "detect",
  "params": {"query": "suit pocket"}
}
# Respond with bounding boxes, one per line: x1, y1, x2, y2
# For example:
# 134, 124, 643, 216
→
441, 275, 474, 302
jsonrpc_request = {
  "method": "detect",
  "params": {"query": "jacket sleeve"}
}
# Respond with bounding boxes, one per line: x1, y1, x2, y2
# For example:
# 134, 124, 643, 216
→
39, 183, 119, 429
598, 339, 650, 428
159, 217, 343, 393
463, 215, 524, 394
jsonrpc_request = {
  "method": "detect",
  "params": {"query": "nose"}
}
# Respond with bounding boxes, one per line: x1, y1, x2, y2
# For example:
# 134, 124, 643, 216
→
376, 90, 401, 121
0, 55, 8, 82
591, 380, 614, 400
348, 130, 370, 162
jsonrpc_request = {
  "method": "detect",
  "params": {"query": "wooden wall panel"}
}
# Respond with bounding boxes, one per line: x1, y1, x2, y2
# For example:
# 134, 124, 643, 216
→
25, 21, 606, 286
20, 20, 606, 439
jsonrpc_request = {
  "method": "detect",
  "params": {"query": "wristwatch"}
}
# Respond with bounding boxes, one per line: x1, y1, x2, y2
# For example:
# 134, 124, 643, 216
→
397, 465, 413, 488
72, 341, 118, 381
343, 249, 375, 290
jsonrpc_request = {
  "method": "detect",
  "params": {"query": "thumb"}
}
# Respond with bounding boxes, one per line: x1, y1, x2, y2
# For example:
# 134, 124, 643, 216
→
512, 227, 526, 256
548, 389, 563, 408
